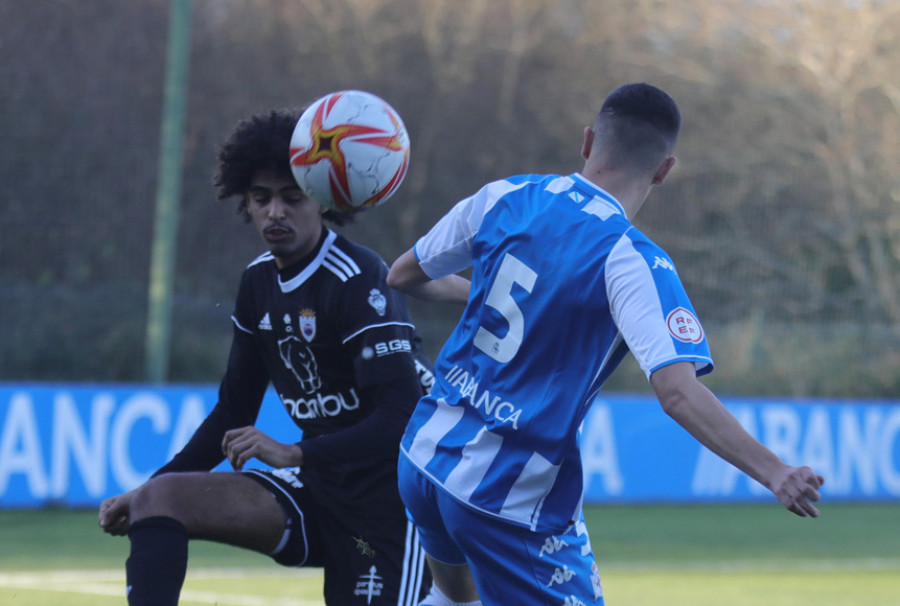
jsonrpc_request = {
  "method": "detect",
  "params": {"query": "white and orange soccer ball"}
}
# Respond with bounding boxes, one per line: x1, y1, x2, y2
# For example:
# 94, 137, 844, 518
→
289, 90, 411, 213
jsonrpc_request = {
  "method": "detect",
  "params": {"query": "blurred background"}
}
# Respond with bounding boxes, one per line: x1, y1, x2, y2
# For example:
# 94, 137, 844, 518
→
1, 4, 898, 604
1, 0, 898, 397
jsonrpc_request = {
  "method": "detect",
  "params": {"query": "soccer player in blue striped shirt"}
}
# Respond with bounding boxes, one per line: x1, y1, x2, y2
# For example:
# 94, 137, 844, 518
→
388, 83, 825, 606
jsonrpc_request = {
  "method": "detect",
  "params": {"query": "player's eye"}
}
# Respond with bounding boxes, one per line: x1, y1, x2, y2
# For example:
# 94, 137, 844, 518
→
248, 189, 271, 204
281, 189, 306, 204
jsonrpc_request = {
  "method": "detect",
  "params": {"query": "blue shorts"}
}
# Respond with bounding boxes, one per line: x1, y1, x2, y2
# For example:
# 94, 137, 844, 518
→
398, 455, 604, 606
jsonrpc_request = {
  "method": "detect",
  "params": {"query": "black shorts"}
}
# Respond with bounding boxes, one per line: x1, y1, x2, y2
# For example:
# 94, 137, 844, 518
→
243, 467, 430, 606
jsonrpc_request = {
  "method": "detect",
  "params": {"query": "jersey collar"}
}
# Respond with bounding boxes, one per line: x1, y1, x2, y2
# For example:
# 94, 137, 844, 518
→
277, 228, 336, 292
571, 173, 627, 217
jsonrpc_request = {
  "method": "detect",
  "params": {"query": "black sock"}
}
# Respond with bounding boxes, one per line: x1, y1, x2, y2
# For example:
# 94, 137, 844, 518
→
125, 516, 189, 606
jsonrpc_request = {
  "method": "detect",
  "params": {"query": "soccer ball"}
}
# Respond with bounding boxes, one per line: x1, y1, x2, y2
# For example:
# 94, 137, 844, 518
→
289, 90, 411, 213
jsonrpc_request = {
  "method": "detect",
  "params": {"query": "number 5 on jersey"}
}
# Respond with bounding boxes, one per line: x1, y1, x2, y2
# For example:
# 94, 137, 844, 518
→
473, 253, 538, 363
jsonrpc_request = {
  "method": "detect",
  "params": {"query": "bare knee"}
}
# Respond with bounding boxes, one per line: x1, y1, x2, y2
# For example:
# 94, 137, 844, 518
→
130, 474, 188, 522
426, 555, 480, 603
129, 472, 286, 551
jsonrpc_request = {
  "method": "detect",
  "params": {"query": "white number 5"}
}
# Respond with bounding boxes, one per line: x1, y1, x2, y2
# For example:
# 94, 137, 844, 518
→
473, 253, 537, 363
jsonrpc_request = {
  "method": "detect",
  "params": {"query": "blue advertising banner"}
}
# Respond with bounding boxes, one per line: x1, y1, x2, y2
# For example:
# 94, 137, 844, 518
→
1, 383, 898, 507
582, 395, 900, 503
0, 384, 295, 508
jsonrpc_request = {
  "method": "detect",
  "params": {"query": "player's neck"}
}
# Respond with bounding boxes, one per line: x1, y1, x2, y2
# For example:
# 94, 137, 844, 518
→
580, 166, 651, 220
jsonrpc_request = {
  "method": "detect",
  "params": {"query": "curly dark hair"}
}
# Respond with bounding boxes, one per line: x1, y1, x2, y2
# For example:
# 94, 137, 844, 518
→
213, 109, 354, 226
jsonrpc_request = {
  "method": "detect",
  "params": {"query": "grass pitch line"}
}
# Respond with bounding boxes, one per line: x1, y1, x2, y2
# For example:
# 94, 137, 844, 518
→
0, 569, 325, 606
598, 557, 900, 572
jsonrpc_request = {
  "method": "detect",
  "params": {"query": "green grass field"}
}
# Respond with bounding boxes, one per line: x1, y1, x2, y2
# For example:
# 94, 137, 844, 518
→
1, 503, 898, 605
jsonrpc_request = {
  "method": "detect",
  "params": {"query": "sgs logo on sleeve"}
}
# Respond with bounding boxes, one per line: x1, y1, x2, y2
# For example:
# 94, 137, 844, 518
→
374, 339, 412, 356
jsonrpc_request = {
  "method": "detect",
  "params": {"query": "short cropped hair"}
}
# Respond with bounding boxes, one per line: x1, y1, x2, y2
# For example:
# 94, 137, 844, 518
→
592, 83, 681, 173
214, 109, 353, 226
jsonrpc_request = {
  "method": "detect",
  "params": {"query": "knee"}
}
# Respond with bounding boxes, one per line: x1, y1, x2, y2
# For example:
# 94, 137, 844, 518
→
425, 556, 480, 604
131, 474, 184, 522
420, 583, 482, 606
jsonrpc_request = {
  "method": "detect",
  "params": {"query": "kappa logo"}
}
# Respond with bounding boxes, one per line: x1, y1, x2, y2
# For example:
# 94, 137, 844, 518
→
367, 288, 387, 316
354, 565, 384, 604
563, 596, 587, 606
539, 535, 570, 557
651, 256, 676, 272
547, 564, 577, 588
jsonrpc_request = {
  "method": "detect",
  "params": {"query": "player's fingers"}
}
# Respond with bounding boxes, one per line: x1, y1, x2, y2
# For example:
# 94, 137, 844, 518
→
786, 484, 821, 518
228, 436, 260, 470
235, 443, 262, 471
221, 426, 253, 454
223, 428, 253, 460
784, 495, 805, 517
99, 495, 119, 513
800, 467, 825, 489
221, 428, 241, 453
229, 432, 258, 454
798, 496, 820, 518
224, 437, 243, 469
99, 499, 121, 525
110, 514, 130, 535
100, 513, 126, 534
227, 443, 245, 470
804, 484, 821, 502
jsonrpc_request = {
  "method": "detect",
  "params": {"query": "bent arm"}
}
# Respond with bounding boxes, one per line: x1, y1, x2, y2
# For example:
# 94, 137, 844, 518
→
650, 362, 824, 517
155, 327, 269, 476
388, 248, 470, 304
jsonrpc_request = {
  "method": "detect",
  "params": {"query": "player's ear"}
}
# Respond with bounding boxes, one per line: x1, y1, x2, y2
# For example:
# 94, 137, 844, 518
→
581, 126, 594, 160
652, 156, 676, 185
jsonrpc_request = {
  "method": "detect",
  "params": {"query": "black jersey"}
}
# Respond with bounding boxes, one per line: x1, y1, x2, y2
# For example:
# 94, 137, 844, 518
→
157, 228, 432, 505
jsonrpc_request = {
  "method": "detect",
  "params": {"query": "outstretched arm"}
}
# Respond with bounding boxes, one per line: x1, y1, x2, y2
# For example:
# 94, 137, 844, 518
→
650, 362, 825, 517
388, 248, 470, 304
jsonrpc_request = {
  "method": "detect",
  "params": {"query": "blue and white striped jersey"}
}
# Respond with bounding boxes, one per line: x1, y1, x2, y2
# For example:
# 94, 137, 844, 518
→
400, 173, 713, 532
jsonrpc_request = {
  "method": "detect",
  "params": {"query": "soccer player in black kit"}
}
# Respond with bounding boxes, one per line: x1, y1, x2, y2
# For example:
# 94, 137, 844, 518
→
99, 109, 433, 606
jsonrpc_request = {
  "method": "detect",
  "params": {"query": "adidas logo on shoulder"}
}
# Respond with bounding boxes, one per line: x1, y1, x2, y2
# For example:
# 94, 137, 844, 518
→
323, 246, 362, 282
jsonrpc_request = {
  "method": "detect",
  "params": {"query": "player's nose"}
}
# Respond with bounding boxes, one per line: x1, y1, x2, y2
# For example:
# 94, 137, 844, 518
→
267, 197, 287, 219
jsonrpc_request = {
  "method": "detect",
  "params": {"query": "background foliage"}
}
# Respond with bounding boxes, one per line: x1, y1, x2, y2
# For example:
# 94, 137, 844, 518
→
1, 0, 898, 396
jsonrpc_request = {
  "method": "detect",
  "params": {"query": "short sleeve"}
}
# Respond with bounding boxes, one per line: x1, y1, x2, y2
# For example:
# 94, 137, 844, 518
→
414, 178, 531, 279
606, 232, 713, 378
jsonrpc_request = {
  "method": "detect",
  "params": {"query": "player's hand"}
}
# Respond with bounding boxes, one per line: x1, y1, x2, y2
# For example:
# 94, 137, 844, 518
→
98, 491, 135, 536
769, 465, 825, 518
222, 426, 303, 470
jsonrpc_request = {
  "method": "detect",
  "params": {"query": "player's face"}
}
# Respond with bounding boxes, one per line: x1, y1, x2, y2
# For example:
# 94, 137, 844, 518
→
247, 170, 324, 268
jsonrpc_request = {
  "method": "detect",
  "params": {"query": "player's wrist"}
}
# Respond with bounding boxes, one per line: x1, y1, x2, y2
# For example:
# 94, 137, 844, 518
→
291, 443, 304, 467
